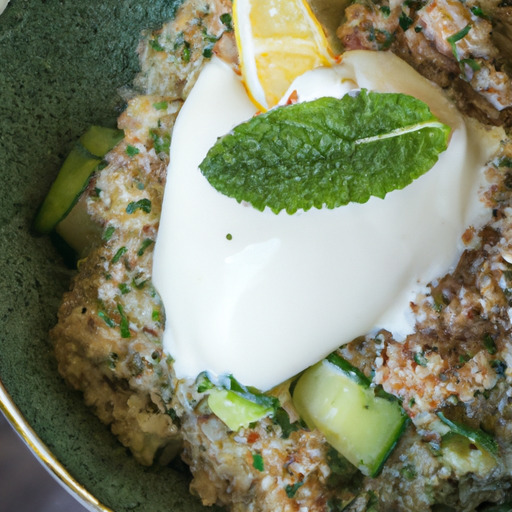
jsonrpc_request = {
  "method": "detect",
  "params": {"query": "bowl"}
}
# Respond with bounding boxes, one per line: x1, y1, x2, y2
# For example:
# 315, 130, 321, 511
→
0, 0, 221, 510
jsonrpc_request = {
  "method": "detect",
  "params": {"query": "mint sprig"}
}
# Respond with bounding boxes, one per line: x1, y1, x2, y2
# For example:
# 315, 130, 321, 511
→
199, 90, 451, 214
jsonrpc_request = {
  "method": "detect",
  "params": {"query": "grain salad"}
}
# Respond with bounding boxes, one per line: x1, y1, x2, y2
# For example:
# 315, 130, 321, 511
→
48, 0, 512, 510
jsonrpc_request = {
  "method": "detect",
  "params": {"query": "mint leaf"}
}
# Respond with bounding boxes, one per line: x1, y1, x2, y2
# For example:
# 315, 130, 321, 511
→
199, 90, 451, 214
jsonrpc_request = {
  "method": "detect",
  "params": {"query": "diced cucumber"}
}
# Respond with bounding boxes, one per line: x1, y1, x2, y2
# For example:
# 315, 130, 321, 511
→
79, 125, 124, 157
440, 433, 497, 476
437, 412, 498, 455
208, 388, 274, 431
55, 191, 103, 257
292, 355, 408, 477
34, 126, 123, 234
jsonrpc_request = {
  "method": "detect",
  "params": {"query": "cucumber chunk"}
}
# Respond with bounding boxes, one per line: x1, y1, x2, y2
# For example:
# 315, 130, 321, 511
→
55, 191, 103, 257
292, 356, 408, 477
34, 126, 123, 234
437, 412, 498, 455
441, 433, 497, 476
208, 388, 274, 431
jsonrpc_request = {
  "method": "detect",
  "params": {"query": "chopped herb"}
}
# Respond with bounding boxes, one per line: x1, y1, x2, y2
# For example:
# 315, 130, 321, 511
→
132, 276, 148, 289
117, 303, 131, 338
483, 333, 497, 355
98, 311, 115, 328
409, 397, 416, 407
252, 452, 264, 472
460, 58, 481, 71
226, 233, 233, 240
150, 129, 171, 155
203, 45, 214, 58
153, 101, 168, 110
182, 43, 191, 62
380, 5, 391, 16
458, 353, 472, 365
197, 372, 215, 393
447, 24, 472, 57
102, 225, 115, 241
137, 238, 154, 256
285, 481, 304, 499
149, 38, 165, 52
126, 145, 140, 157
447, 25, 473, 78
400, 464, 417, 480
470, 5, 489, 19
94, 187, 102, 197
118, 283, 131, 295
414, 25, 423, 32
399, 11, 413, 31
498, 157, 512, 168
414, 351, 428, 367
152, 309, 160, 322
272, 407, 301, 438
220, 12, 233, 31
126, 198, 152, 214
111, 246, 127, 264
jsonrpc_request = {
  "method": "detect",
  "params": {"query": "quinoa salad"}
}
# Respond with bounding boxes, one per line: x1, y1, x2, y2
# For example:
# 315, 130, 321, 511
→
48, 0, 512, 510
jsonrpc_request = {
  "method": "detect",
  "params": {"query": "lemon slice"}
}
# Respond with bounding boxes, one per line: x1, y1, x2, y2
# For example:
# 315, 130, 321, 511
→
233, 0, 335, 111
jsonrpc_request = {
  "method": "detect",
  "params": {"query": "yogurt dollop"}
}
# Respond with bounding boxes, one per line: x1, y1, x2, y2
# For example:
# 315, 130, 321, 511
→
153, 50, 500, 390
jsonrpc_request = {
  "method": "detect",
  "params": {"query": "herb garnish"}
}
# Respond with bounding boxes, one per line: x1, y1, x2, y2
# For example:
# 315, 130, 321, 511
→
200, 91, 450, 214
252, 453, 264, 472
117, 303, 131, 338
126, 198, 152, 214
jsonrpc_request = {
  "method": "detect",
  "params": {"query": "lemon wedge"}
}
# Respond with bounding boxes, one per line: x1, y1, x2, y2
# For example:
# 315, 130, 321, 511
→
233, 0, 335, 110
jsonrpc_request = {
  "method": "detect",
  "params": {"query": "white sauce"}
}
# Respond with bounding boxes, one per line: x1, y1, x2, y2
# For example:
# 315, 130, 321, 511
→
153, 50, 501, 391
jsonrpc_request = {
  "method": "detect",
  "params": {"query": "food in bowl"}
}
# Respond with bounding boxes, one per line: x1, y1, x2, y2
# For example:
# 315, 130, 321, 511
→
39, 0, 512, 509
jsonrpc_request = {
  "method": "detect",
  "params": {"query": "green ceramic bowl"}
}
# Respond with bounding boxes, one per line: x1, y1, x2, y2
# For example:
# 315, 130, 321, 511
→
0, 0, 220, 510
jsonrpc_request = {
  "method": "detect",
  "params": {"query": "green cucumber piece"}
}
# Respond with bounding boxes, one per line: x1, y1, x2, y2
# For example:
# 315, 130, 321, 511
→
34, 126, 123, 234
80, 125, 124, 157
292, 357, 408, 477
440, 433, 497, 476
55, 191, 103, 257
437, 412, 498, 455
207, 388, 274, 431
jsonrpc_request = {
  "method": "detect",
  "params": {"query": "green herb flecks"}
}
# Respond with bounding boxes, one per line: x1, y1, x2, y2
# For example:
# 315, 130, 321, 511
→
118, 283, 131, 295
200, 91, 450, 214
126, 198, 152, 214
446, 24, 480, 77
483, 333, 497, 355
252, 453, 264, 472
102, 225, 115, 241
414, 351, 428, 367
285, 481, 304, 499
149, 38, 165, 52
150, 129, 171, 155
98, 311, 115, 328
399, 11, 413, 31
111, 246, 127, 264
153, 101, 168, 110
220, 12, 233, 31
126, 145, 140, 157
117, 303, 131, 338
137, 238, 154, 256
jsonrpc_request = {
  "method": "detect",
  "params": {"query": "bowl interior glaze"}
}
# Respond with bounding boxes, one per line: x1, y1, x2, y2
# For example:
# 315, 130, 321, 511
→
0, 1, 219, 510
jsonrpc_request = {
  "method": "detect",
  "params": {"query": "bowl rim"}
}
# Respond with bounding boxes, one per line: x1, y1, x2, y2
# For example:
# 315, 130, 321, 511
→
0, 379, 112, 512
